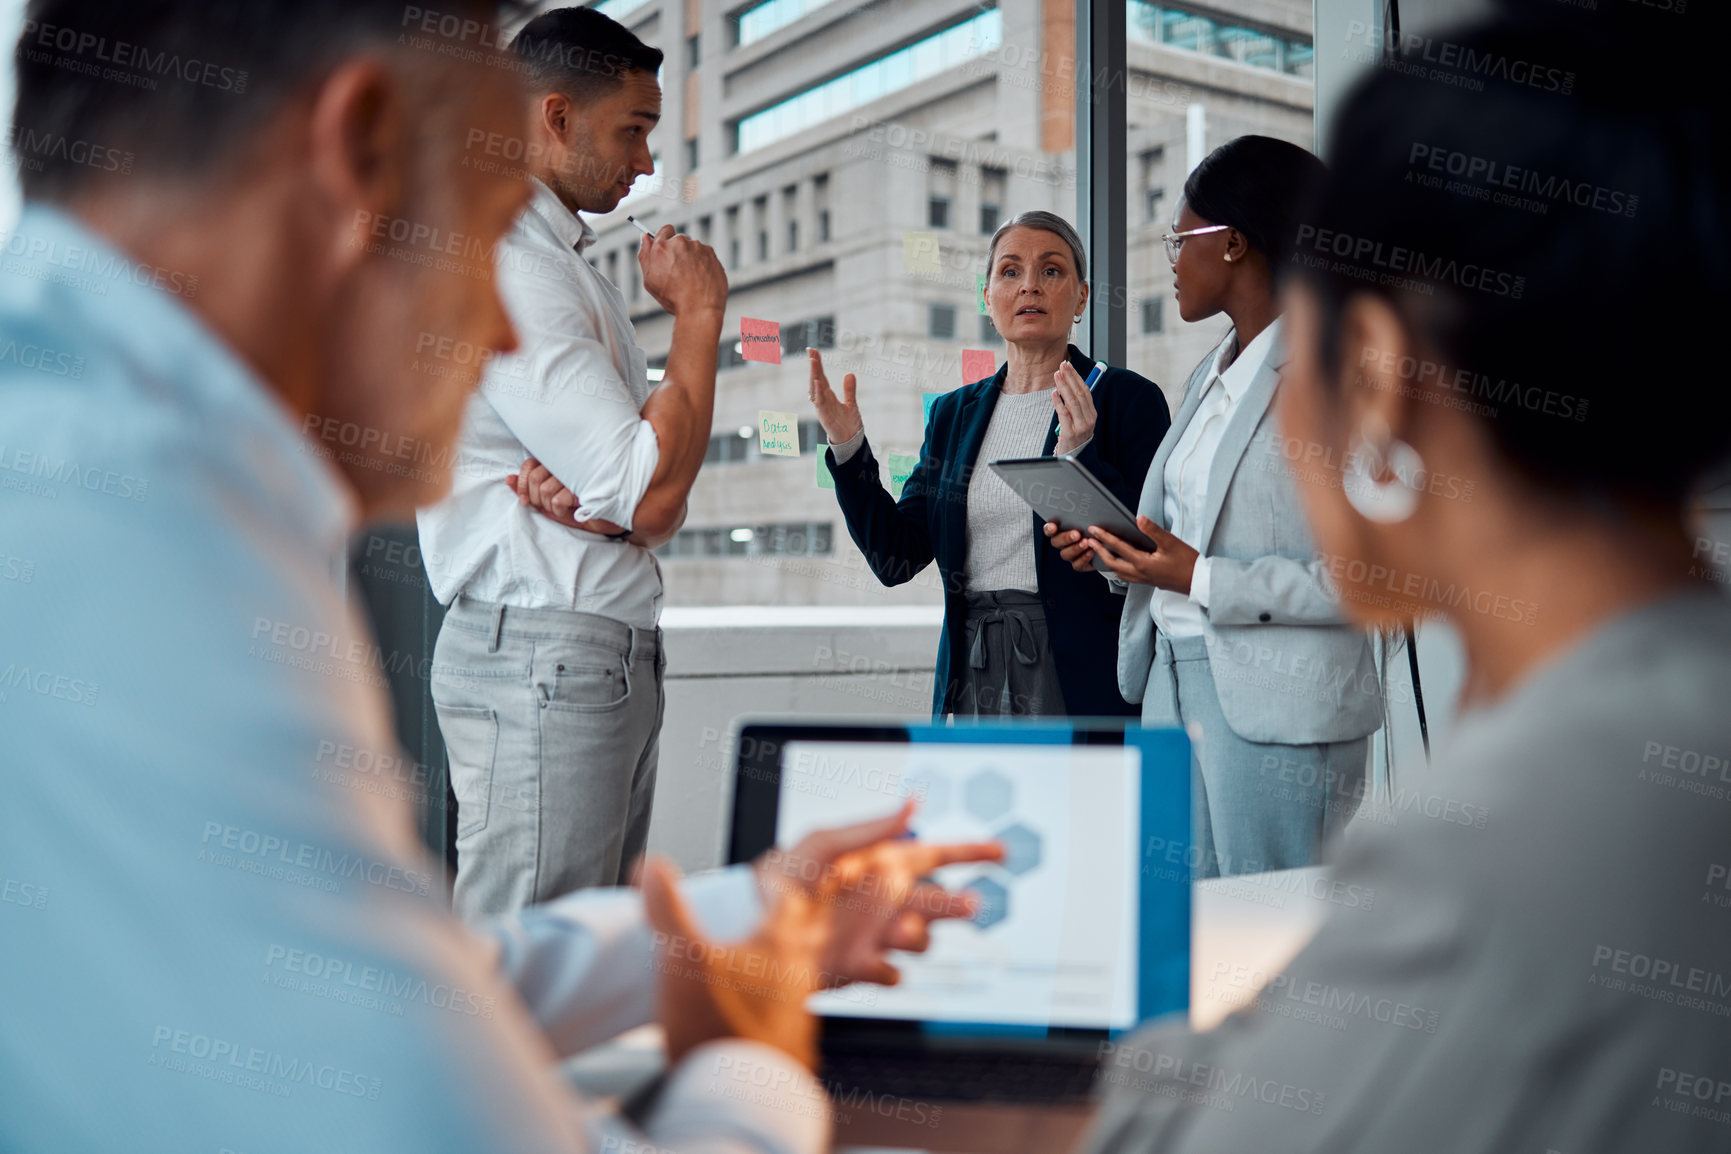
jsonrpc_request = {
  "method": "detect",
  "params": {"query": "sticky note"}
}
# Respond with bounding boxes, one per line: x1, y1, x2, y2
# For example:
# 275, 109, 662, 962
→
887, 452, 918, 500
758, 410, 800, 457
977, 274, 989, 314
741, 317, 781, 364
922, 392, 942, 427
817, 450, 835, 489
961, 349, 996, 382
903, 231, 941, 274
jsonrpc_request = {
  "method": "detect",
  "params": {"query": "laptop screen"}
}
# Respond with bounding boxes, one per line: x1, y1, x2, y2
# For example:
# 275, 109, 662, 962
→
776, 738, 1142, 1031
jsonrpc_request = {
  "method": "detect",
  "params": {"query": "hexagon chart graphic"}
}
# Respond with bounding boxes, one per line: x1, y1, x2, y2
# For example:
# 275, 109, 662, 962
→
995, 821, 1042, 876
963, 875, 1010, 930
963, 768, 1013, 823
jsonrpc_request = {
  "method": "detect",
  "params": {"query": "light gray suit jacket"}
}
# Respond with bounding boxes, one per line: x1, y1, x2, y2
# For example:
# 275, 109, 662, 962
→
1117, 329, 1382, 744
1084, 590, 1731, 1154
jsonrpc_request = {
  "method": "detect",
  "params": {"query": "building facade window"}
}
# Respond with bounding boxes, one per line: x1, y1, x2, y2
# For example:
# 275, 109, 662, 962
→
928, 158, 957, 230
980, 166, 1007, 234
686, 33, 700, 68
928, 303, 958, 340
656, 520, 835, 559
1127, 2, 1315, 79
780, 316, 836, 359
732, 0, 827, 49
813, 173, 831, 243
1140, 147, 1166, 223
1141, 297, 1164, 334
734, 8, 1003, 154
980, 313, 1001, 343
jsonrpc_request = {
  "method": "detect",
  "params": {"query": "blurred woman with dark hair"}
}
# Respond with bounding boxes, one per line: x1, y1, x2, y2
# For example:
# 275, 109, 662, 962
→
1052, 136, 1380, 877
1081, 4, 1731, 1150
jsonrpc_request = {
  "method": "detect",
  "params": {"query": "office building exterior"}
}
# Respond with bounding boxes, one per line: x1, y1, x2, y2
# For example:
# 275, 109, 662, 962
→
574, 0, 1315, 607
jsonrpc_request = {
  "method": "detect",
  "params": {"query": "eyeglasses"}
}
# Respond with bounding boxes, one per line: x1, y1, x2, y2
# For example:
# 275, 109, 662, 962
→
1162, 224, 1229, 264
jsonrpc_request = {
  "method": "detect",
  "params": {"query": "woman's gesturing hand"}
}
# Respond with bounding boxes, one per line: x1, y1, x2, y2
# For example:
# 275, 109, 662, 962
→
808, 348, 863, 446
1052, 361, 1098, 456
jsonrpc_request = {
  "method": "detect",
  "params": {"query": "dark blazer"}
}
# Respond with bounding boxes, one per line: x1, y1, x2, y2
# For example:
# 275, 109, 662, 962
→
826, 344, 1171, 717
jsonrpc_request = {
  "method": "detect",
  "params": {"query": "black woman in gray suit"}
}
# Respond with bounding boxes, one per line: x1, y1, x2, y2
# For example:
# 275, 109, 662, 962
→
1050, 137, 1380, 878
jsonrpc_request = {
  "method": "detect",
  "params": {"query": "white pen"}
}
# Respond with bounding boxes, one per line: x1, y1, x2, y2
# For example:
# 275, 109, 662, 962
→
626, 214, 655, 237
1083, 361, 1108, 391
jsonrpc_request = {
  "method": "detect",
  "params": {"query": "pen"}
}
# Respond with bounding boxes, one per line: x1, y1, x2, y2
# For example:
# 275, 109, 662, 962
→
626, 215, 655, 237
1083, 361, 1107, 391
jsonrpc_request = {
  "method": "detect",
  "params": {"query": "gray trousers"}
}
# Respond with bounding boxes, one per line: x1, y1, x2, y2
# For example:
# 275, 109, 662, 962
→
431, 595, 664, 920
1142, 632, 1367, 879
952, 589, 1067, 717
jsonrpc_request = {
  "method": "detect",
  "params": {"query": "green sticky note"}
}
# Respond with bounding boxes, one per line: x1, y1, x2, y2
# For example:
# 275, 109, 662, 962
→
887, 452, 918, 501
922, 392, 942, 427
976, 274, 988, 314
816, 449, 834, 490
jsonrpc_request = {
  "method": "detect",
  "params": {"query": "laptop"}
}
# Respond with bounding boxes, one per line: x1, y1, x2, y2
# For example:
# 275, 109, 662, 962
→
727, 719, 1191, 1105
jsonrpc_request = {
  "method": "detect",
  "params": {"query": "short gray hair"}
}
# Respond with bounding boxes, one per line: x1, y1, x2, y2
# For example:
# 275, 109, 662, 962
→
985, 210, 1088, 283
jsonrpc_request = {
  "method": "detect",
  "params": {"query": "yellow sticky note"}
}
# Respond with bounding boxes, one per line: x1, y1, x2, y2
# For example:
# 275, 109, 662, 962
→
758, 410, 800, 457
903, 231, 942, 274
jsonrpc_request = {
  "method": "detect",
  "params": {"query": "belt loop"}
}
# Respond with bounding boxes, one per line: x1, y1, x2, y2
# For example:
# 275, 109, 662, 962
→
625, 624, 640, 665
487, 603, 505, 654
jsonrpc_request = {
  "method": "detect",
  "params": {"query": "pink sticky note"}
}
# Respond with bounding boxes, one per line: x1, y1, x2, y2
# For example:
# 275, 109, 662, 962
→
740, 317, 781, 365
961, 348, 996, 382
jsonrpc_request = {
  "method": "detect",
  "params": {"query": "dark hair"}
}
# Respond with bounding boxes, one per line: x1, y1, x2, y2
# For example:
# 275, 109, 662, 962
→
1182, 135, 1326, 265
1291, 2, 1730, 508
986, 210, 1087, 283
510, 6, 664, 105
10, 0, 523, 202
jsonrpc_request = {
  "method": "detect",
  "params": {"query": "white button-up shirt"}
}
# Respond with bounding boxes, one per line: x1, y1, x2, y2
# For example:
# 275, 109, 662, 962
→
418, 178, 664, 628
1149, 319, 1282, 639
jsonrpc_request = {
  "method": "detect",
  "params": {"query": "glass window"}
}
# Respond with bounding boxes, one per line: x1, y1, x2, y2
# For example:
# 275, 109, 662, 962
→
980, 166, 1007, 234
980, 313, 1001, 343
1126, 2, 1312, 81
655, 520, 836, 558
813, 174, 831, 243
734, 8, 1003, 154
687, 33, 701, 68
780, 316, 836, 359
589, 0, 649, 22
733, 0, 832, 48
1127, 0, 1315, 420
928, 303, 957, 340
928, 197, 951, 230
1141, 297, 1163, 334
600, 0, 1073, 613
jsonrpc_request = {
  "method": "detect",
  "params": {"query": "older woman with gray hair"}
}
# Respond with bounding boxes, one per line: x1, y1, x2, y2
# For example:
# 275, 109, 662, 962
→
808, 210, 1171, 717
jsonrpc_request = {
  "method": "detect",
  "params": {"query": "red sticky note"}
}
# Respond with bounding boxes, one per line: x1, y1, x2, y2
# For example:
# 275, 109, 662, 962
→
741, 317, 781, 365
961, 348, 996, 382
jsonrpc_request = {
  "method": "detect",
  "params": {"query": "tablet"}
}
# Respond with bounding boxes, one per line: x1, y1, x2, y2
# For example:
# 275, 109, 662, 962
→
988, 455, 1157, 567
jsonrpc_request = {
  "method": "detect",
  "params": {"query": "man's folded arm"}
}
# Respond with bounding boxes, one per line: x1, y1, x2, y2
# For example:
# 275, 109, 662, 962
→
485, 326, 662, 533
